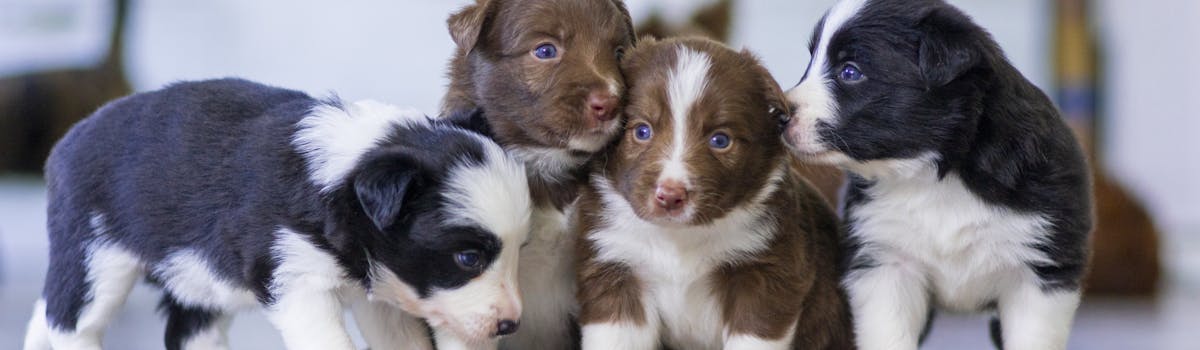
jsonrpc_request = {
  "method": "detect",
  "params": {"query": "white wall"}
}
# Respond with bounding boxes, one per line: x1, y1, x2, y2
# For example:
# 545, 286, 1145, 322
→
125, 0, 1196, 262
1097, 0, 1200, 273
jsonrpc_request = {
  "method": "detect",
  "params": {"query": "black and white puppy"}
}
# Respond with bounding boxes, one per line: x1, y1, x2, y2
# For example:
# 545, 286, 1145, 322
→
782, 1, 1093, 349
22, 79, 532, 350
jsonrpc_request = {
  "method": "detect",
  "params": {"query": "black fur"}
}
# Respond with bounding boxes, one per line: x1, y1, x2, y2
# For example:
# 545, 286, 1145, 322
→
810, 0, 1092, 291
40, 78, 509, 344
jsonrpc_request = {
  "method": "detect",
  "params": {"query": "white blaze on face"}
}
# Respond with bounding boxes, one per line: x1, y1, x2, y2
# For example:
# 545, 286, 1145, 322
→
657, 46, 713, 220
784, 0, 869, 163
434, 139, 531, 343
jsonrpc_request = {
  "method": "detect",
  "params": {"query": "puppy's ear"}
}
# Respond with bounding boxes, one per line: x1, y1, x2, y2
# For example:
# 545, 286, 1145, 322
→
353, 152, 424, 232
741, 49, 791, 128
448, 0, 495, 53
917, 7, 981, 88
610, 0, 637, 44
442, 107, 494, 139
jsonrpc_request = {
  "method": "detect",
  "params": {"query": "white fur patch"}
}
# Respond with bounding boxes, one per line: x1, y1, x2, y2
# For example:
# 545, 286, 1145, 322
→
443, 138, 531, 244
844, 157, 1068, 349
48, 240, 144, 350
266, 228, 356, 350
23, 299, 50, 350
585, 167, 785, 349
581, 321, 660, 349
349, 297, 435, 350
154, 250, 258, 311
784, 0, 869, 158
724, 325, 796, 350
659, 46, 713, 190
997, 285, 1080, 350
292, 99, 427, 193
501, 205, 580, 350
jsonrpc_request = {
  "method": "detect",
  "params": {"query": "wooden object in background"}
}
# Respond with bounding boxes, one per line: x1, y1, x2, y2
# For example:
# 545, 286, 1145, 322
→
1055, 0, 1161, 296
0, 0, 132, 174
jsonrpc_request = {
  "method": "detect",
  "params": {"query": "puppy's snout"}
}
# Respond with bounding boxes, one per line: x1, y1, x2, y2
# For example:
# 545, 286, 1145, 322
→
587, 90, 618, 122
654, 180, 688, 211
495, 319, 520, 336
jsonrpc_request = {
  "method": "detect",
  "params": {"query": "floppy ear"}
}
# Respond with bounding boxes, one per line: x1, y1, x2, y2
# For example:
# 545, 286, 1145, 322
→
917, 7, 981, 88
447, 0, 495, 53
742, 49, 792, 128
353, 152, 423, 232
610, 0, 637, 44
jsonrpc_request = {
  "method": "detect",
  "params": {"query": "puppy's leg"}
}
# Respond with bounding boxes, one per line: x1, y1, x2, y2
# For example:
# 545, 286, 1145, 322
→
265, 289, 355, 350
161, 295, 231, 350
844, 259, 928, 350
45, 243, 143, 350
350, 298, 433, 350
996, 282, 1080, 350
580, 321, 659, 350
433, 327, 497, 350
23, 299, 51, 350
723, 325, 795, 350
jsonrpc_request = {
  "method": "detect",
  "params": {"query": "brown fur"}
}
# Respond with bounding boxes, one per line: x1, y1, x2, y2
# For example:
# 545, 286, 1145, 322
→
443, 0, 636, 209
629, 0, 847, 206
574, 37, 852, 349
0, 0, 131, 174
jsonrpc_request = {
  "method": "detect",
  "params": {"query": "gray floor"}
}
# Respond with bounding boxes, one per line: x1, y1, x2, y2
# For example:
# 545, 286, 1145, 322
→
1, 178, 1196, 349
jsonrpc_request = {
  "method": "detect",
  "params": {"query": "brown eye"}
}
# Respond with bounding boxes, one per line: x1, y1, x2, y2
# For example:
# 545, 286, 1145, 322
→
615, 46, 626, 61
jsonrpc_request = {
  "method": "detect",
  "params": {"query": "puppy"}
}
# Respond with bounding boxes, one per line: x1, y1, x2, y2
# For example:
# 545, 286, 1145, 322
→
782, 1, 1093, 349
575, 38, 853, 350
442, 1, 635, 348
23, 79, 532, 350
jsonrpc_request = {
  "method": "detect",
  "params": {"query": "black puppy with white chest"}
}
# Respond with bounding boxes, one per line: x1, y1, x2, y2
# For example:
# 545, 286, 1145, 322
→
782, 1, 1092, 349
23, 79, 532, 350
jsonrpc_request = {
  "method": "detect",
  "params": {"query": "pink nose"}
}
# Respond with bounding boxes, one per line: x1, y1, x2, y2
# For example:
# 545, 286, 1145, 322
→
654, 180, 688, 211
587, 90, 618, 122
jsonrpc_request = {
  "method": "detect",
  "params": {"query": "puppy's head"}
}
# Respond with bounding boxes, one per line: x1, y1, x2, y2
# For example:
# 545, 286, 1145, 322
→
782, 0, 991, 176
331, 122, 531, 344
603, 38, 789, 226
445, 0, 636, 160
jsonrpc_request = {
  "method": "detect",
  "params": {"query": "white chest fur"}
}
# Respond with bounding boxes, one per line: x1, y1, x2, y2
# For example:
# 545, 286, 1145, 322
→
587, 178, 777, 349
499, 205, 580, 350
848, 167, 1053, 310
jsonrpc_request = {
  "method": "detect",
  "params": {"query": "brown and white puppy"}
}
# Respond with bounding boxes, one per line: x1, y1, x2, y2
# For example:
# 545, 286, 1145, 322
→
574, 37, 853, 350
442, 1, 635, 349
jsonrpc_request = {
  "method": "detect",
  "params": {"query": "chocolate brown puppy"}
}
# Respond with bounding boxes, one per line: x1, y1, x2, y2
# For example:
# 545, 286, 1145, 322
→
442, 1, 635, 349
574, 37, 853, 350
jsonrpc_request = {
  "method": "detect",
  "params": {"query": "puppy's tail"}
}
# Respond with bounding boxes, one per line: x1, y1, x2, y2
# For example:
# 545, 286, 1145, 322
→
23, 298, 52, 350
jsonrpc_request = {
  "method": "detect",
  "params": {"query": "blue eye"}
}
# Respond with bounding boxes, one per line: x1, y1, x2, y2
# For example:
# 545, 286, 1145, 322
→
454, 250, 482, 270
839, 63, 865, 82
534, 44, 558, 59
633, 123, 653, 141
709, 132, 731, 149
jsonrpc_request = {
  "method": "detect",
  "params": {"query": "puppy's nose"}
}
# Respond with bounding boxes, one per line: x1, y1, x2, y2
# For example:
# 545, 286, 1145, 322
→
587, 90, 618, 122
654, 180, 688, 211
495, 319, 520, 336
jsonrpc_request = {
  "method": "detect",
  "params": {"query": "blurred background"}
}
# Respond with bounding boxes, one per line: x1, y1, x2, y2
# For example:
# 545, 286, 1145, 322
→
0, 0, 1195, 348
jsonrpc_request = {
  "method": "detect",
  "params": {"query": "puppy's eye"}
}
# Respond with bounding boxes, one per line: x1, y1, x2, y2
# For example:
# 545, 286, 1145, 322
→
533, 43, 558, 60
709, 132, 732, 149
633, 123, 653, 141
615, 46, 626, 61
454, 249, 483, 270
838, 62, 865, 83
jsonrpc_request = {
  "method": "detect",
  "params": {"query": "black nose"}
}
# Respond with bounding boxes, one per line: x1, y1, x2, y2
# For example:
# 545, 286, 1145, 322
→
496, 319, 519, 336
